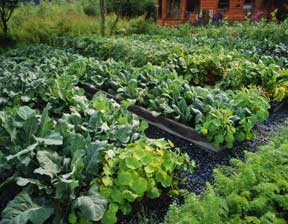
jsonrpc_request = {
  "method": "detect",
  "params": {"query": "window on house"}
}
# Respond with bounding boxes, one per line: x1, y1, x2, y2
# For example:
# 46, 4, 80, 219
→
218, 0, 229, 10
167, 0, 181, 19
186, 0, 200, 12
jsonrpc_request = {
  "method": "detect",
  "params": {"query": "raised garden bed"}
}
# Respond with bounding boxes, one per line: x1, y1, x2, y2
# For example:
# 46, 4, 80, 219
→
79, 82, 226, 153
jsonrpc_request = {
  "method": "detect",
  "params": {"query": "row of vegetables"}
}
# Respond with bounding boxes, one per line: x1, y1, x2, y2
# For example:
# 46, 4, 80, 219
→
50, 35, 288, 102
1, 45, 271, 148
79, 59, 270, 149
0, 46, 193, 224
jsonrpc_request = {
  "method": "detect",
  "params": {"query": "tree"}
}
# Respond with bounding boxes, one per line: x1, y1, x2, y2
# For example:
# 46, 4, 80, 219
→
99, 0, 105, 36
0, 0, 18, 36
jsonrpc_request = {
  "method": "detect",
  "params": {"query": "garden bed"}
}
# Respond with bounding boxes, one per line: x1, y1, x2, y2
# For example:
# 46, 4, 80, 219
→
79, 82, 226, 153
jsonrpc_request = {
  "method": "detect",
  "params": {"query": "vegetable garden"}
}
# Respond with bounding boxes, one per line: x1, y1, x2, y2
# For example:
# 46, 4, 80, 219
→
1, 20, 288, 224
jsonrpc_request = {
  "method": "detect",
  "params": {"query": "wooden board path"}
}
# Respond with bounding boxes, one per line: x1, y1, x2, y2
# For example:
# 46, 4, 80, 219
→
79, 82, 225, 153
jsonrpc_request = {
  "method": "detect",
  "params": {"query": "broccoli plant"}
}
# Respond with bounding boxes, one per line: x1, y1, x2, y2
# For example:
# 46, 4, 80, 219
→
0, 0, 18, 36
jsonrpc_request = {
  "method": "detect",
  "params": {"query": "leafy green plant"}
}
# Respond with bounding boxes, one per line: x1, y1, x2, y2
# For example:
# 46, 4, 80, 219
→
0, 105, 107, 223
51, 32, 288, 102
80, 54, 270, 148
197, 108, 236, 149
0, 91, 150, 223
96, 139, 194, 224
1, 44, 273, 148
165, 126, 288, 224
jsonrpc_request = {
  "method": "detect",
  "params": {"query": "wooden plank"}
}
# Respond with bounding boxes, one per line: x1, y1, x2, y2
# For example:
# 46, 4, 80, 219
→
78, 82, 225, 153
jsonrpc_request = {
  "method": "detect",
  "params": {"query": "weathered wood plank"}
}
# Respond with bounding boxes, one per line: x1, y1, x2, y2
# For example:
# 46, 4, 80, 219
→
79, 82, 225, 153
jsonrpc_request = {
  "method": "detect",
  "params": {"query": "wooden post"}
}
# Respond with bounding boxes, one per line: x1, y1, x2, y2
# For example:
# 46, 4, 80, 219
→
162, 0, 167, 19
181, 0, 187, 19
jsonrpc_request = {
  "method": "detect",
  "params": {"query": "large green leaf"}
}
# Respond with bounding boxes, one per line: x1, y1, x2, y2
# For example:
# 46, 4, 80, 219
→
6, 143, 38, 162
130, 177, 148, 196
16, 106, 36, 121
34, 150, 62, 178
38, 105, 53, 138
115, 125, 132, 144
117, 170, 133, 186
64, 133, 86, 154
0, 113, 17, 143
0, 191, 53, 224
16, 177, 47, 191
22, 117, 39, 146
55, 177, 79, 200
35, 132, 63, 146
85, 142, 107, 176
88, 112, 102, 130
73, 185, 107, 221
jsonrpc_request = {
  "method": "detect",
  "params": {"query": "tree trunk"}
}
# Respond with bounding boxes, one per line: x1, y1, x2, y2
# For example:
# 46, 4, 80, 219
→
100, 0, 105, 36
3, 20, 8, 36
110, 3, 122, 36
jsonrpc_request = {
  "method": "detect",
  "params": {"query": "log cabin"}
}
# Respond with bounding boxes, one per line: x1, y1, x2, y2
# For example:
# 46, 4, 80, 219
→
157, 0, 275, 25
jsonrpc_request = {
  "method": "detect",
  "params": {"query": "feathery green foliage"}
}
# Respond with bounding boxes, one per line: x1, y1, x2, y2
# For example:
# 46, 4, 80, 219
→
165, 125, 288, 224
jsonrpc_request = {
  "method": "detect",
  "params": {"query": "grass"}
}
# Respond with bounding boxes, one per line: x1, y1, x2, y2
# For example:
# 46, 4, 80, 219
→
1, 1, 158, 44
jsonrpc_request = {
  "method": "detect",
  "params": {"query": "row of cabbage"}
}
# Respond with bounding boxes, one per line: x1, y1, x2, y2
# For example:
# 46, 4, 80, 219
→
1, 45, 271, 149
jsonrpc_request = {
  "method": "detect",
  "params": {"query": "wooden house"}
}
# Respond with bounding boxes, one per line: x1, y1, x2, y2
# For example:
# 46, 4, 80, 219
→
157, 0, 275, 25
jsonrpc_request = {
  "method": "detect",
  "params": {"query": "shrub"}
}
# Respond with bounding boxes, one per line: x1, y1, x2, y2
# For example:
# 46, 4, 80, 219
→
126, 16, 155, 34
83, 5, 98, 17
106, 0, 157, 19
